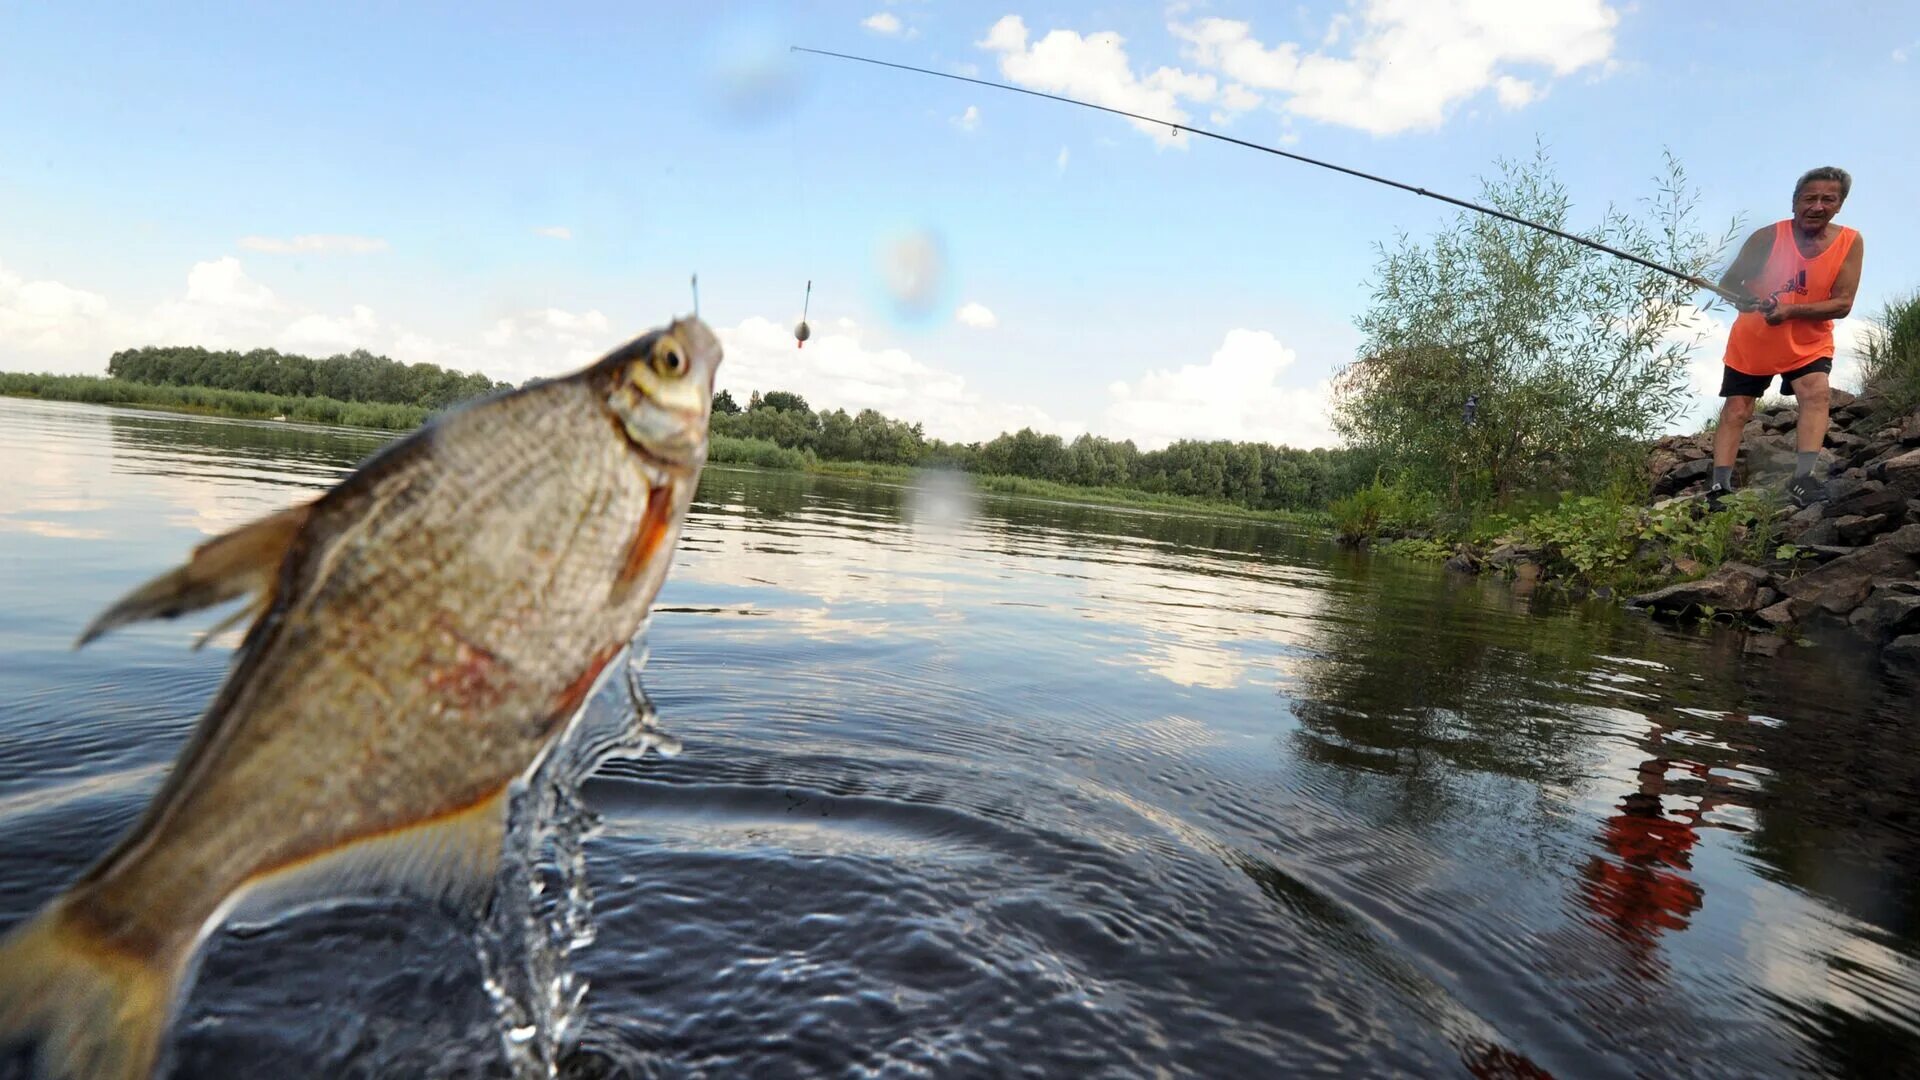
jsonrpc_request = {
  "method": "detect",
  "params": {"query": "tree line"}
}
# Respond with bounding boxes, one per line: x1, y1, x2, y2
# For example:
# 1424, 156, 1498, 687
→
107, 345, 509, 410
711, 389, 1375, 513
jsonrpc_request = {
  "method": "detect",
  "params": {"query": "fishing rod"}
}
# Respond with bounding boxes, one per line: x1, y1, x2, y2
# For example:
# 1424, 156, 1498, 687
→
791, 45, 1745, 307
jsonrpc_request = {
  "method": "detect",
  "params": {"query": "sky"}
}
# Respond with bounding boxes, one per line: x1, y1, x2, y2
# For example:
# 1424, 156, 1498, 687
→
2, 1, 1917, 449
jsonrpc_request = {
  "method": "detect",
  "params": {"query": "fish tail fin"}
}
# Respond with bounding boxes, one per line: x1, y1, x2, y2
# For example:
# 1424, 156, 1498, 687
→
0, 902, 183, 1080
76, 501, 312, 648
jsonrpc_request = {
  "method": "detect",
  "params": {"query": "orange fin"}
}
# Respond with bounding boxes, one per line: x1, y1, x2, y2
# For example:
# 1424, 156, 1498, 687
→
77, 502, 312, 648
612, 484, 674, 597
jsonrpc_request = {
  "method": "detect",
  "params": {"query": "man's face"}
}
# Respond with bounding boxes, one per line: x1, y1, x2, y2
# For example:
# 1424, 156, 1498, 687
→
1793, 180, 1845, 232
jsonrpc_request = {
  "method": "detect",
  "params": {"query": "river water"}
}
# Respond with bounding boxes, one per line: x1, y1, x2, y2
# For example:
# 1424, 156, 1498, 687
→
0, 396, 1915, 1079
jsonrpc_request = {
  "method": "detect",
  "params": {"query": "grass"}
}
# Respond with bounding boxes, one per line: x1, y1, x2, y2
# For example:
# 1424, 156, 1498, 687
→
0, 372, 428, 430
1861, 288, 1920, 418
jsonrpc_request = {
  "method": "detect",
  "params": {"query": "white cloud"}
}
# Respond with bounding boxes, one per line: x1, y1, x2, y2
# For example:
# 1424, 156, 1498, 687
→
1105, 328, 1338, 449
1894, 42, 1913, 62
976, 16, 1230, 148
1493, 75, 1538, 109
280, 304, 380, 354
1056, 145, 1071, 173
0, 251, 615, 383
238, 234, 389, 255
862, 12, 902, 36
1170, 2, 1619, 136
955, 301, 998, 329
185, 256, 277, 311
145, 257, 284, 346
716, 315, 1072, 443
953, 104, 981, 132
533, 225, 573, 240
477, 307, 615, 382
0, 261, 112, 353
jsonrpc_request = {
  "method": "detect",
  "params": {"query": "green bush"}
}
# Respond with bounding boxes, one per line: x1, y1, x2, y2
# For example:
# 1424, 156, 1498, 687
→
1330, 474, 1437, 543
707, 434, 813, 471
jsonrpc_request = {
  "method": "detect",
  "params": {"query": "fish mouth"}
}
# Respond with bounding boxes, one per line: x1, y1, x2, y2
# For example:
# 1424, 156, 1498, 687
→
606, 401, 708, 470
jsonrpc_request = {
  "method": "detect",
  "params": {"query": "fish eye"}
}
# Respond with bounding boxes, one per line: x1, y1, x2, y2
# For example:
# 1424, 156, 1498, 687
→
650, 338, 689, 378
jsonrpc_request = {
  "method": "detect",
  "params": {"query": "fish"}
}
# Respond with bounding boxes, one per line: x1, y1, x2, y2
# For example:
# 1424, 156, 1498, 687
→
0, 315, 721, 1080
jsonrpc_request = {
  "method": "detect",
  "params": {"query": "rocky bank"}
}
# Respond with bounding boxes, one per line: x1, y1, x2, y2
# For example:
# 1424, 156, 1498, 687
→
1640, 385, 1920, 668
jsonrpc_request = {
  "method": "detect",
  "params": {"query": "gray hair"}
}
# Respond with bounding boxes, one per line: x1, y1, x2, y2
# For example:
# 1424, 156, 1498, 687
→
1794, 166, 1851, 201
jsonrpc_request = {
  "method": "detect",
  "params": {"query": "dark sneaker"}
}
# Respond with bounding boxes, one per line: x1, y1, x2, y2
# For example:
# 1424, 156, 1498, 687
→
1703, 482, 1732, 512
1786, 473, 1826, 510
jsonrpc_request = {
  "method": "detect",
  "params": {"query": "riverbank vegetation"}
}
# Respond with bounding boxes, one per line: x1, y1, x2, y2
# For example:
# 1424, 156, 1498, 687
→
0, 372, 431, 430
1, 373, 1351, 523
708, 389, 1372, 515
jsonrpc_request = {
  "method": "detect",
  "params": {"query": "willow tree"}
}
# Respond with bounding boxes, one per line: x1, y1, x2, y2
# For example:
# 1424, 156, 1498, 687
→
1332, 148, 1735, 505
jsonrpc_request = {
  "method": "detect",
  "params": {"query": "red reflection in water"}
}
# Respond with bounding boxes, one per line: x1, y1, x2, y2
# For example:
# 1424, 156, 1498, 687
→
1575, 718, 1742, 977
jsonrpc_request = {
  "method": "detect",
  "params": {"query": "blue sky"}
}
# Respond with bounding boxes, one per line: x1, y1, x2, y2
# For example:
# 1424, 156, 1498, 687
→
2, 1, 1916, 447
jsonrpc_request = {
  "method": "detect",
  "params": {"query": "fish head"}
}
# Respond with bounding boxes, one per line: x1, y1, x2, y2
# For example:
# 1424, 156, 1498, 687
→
604, 317, 723, 465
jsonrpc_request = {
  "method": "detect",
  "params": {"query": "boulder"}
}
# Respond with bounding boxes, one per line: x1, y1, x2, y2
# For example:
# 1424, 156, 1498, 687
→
1757, 599, 1804, 627
1829, 388, 1857, 411
1761, 408, 1798, 432
1781, 524, 1920, 615
1823, 480, 1908, 521
1902, 411, 1920, 446
1655, 457, 1714, 496
1743, 633, 1787, 657
1847, 587, 1920, 639
1444, 551, 1479, 574
1834, 513, 1893, 545
1821, 476, 1870, 507
1629, 562, 1773, 615
1790, 518, 1841, 547
1486, 543, 1542, 569
1883, 448, 1920, 498
1884, 634, 1920, 670
1826, 430, 1870, 459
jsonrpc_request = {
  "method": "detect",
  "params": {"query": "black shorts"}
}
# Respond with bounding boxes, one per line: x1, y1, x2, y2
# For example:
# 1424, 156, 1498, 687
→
1719, 357, 1832, 398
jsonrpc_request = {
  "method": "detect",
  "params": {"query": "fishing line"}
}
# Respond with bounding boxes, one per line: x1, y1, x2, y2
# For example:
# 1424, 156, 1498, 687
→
790, 106, 816, 348
790, 45, 1743, 306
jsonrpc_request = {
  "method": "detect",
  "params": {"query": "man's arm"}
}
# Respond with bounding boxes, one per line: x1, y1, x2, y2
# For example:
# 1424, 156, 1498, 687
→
1712, 227, 1774, 311
1768, 235, 1865, 324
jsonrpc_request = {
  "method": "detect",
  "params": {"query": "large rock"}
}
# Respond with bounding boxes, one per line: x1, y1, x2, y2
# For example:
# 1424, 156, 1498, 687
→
1848, 585, 1920, 639
1823, 480, 1909, 521
1790, 518, 1841, 547
1761, 407, 1798, 433
1885, 634, 1920, 670
1629, 562, 1773, 615
1834, 513, 1894, 545
1826, 429, 1869, 457
1884, 448, 1920, 498
1829, 388, 1857, 411
1655, 456, 1714, 496
1901, 411, 1920, 446
1757, 599, 1805, 627
1781, 524, 1920, 615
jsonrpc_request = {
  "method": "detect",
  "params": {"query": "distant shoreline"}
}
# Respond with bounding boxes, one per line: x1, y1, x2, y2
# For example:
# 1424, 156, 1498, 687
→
0, 378, 1325, 527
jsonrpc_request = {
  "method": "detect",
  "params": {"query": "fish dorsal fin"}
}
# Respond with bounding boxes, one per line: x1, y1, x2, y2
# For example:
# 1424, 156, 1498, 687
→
226, 786, 509, 927
76, 502, 313, 648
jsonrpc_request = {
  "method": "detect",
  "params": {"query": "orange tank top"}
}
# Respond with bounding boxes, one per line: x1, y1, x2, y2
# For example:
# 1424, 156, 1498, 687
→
1723, 220, 1857, 376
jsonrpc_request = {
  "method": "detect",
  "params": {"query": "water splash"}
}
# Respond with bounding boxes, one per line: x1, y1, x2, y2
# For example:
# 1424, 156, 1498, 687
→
474, 640, 679, 1079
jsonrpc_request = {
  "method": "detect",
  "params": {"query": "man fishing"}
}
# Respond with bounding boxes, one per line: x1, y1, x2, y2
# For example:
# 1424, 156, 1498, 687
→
1704, 166, 1865, 510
